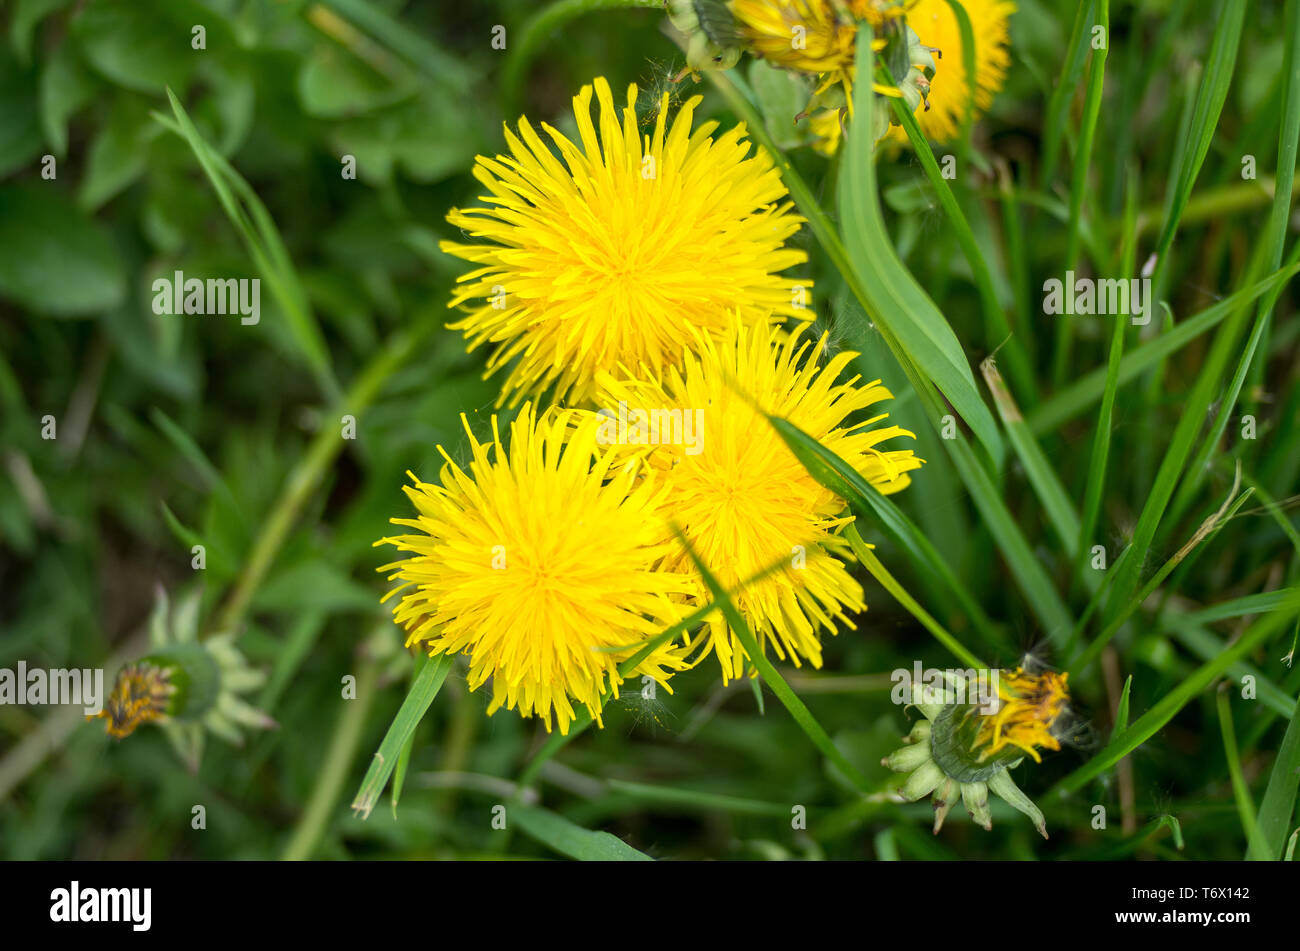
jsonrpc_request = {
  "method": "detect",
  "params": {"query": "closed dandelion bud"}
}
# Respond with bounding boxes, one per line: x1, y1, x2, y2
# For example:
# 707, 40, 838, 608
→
882, 664, 1074, 838
894, 26, 937, 119
95, 661, 179, 739
871, 22, 936, 143
929, 701, 1025, 782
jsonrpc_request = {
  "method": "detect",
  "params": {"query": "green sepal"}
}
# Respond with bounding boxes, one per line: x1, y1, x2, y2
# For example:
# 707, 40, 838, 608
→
929, 703, 1022, 783
141, 643, 220, 721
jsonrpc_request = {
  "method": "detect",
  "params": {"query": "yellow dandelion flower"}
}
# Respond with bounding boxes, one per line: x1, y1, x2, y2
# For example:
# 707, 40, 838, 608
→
731, 0, 858, 76
594, 322, 923, 682
376, 404, 695, 735
889, 0, 1015, 144
439, 77, 808, 407
975, 665, 1070, 762
730, 0, 904, 109
807, 109, 845, 156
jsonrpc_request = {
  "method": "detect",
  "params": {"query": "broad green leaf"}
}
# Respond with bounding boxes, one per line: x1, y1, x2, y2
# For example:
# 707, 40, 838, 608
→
0, 48, 43, 178
71, 0, 220, 94
839, 28, 1004, 467
510, 804, 653, 861
0, 185, 125, 315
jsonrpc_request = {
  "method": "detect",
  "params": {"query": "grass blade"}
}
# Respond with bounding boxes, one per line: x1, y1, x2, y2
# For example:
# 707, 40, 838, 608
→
1217, 686, 1265, 858
510, 803, 653, 861
157, 91, 339, 402
675, 526, 874, 793
351, 652, 453, 819
1247, 687, 1300, 860
1026, 262, 1300, 434
1054, 603, 1300, 797
844, 524, 984, 669
768, 413, 1007, 654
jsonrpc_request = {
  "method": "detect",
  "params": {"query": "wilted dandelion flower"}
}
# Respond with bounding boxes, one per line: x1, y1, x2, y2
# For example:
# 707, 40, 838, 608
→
96, 661, 177, 739
376, 405, 695, 735
439, 77, 808, 407
92, 586, 273, 771
975, 664, 1070, 761
882, 665, 1072, 837
888, 0, 1015, 144
595, 322, 922, 682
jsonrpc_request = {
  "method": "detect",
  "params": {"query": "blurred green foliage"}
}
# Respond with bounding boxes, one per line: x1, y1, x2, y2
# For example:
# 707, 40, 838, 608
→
1, 0, 1297, 860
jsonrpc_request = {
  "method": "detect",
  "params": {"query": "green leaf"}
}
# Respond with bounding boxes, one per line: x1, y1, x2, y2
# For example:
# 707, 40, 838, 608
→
11, 0, 74, 65
881, 58, 1035, 405
1040, 0, 1097, 186
389, 729, 417, 821
0, 47, 43, 178
350, 652, 453, 820
315, 0, 473, 95
71, 0, 214, 95
1112, 675, 1132, 743
840, 28, 1004, 467
1027, 261, 1300, 434
0, 185, 125, 315
604, 779, 791, 817
979, 358, 1080, 556
1167, 0, 1300, 524
1150, 0, 1246, 271
297, 44, 410, 119
748, 59, 811, 150
510, 804, 653, 861
1248, 688, 1300, 860
1217, 687, 1264, 858
252, 561, 376, 615
37, 40, 96, 158
844, 523, 984, 670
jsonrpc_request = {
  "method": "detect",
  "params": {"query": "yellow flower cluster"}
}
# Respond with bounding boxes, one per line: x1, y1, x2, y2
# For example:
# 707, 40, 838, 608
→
380, 77, 923, 731
672, 0, 1015, 152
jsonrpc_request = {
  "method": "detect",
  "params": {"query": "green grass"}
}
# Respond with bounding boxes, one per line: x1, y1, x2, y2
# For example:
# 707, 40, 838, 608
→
1, 0, 1298, 862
